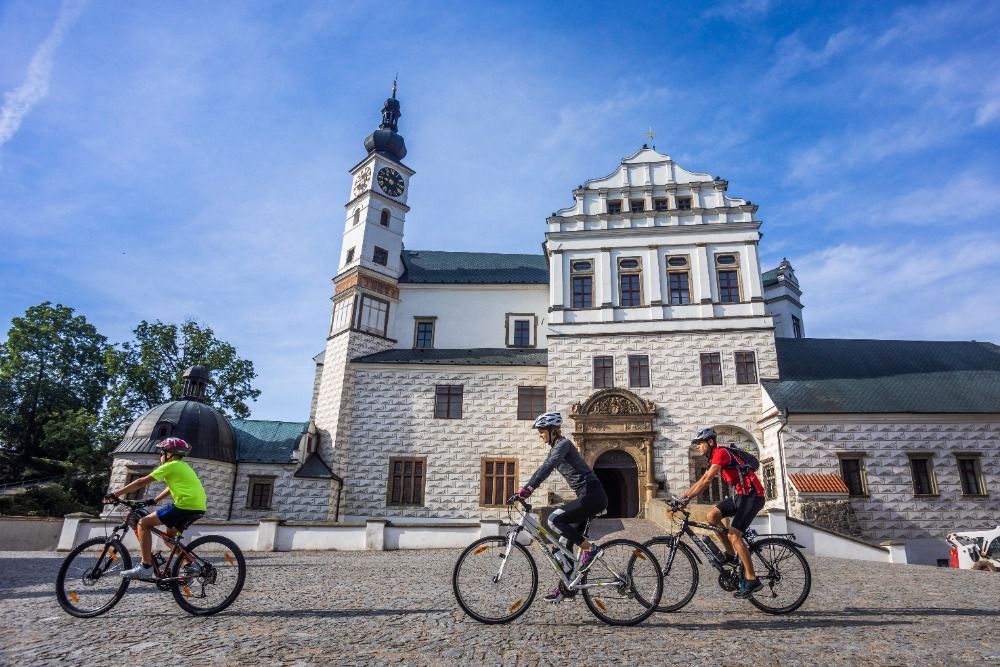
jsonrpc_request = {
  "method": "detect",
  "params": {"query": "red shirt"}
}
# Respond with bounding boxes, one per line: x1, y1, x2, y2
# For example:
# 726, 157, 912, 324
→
710, 447, 765, 496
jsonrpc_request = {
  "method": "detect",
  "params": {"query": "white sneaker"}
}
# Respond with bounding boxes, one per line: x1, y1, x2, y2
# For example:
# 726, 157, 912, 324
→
120, 563, 155, 580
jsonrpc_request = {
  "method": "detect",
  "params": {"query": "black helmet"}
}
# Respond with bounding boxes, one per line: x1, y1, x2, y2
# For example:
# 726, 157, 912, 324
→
691, 428, 717, 444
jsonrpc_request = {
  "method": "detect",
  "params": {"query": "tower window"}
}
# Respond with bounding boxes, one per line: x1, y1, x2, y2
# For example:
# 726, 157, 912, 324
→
629, 199, 645, 213
413, 318, 435, 349
607, 200, 622, 215
356, 295, 389, 336
676, 196, 692, 210
792, 315, 802, 338
353, 208, 361, 225
654, 198, 669, 211
345, 247, 355, 264
380, 209, 391, 227
373, 246, 389, 266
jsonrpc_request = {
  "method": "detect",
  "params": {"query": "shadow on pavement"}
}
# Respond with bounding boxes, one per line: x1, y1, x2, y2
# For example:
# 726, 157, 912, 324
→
228, 607, 449, 619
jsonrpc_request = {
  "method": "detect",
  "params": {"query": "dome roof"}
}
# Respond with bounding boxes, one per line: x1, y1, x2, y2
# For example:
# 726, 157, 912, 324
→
113, 399, 236, 464
363, 128, 407, 160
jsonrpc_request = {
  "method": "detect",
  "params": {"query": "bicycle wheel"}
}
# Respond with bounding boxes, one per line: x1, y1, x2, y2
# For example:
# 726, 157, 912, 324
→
453, 536, 538, 624
170, 535, 246, 616
55, 538, 132, 618
746, 538, 811, 614
581, 539, 662, 626
642, 537, 699, 612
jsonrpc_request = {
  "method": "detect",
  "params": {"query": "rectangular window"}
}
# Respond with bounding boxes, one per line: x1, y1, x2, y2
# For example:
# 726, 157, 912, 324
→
676, 196, 692, 210
513, 320, 530, 347
331, 296, 353, 334
345, 247, 355, 264
700, 352, 722, 386
668, 271, 690, 305
909, 456, 937, 495
629, 199, 645, 212
734, 351, 758, 384
839, 456, 867, 496
124, 469, 153, 501
593, 356, 614, 388
517, 386, 546, 420
373, 246, 389, 266
481, 458, 518, 507
619, 273, 641, 307
792, 315, 802, 338
654, 198, 669, 211
607, 200, 622, 214
413, 319, 434, 349
572, 276, 593, 308
356, 295, 389, 335
957, 456, 985, 495
434, 385, 463, 419
718, 270, 740, 303
247, 477, 274, 510
761, 458, 777, 499
387, 457, 425, 506
628, 355, 650, 388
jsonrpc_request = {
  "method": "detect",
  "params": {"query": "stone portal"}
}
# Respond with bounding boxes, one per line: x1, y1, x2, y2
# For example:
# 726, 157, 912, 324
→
594, 450, 639, 518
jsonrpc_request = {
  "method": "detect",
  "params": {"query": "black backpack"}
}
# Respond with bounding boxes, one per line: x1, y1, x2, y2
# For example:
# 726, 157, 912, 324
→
720, 446, 759, 473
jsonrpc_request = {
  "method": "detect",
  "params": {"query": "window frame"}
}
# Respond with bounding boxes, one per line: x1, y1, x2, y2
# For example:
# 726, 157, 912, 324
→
700, 352, 723, 386
907, 454, 939, 496
792, 315, 803, 338
761, 457, 777, 500
617, 256, 643, 308
480, 457, 519, 507
372, 246, 389, 266
837, 454, 869, 497
355, 294, 390, 336
413, 317, 435, 350
517, 386, 546, 421
345, 246, 355, 264
607, 199, 623, 215
666, 255, 692, 306
715, 253, 742, 304
628, 354, 650, 388
386, 456, 426, 507
593, 356, 614, 388
629, 198, 645, 213
379, 208, 391, 227
330, 295, 354, 335
571, 275, 593, 309
653, 197, 669, 212
956, 454, 987, 496
246, 475, 276, 510
505, 313, 537, 348
676, 195, 692, 210
434, 384, 464, 419
734, 351, 758, 385
124, 468, 154, 501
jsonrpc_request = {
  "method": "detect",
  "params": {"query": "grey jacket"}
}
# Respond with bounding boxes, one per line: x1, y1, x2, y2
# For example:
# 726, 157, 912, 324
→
526, 436, 600, 495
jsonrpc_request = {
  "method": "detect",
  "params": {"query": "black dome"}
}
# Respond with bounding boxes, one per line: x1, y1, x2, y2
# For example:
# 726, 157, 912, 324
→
113, 399, 236, 464
364, 129, 407, 161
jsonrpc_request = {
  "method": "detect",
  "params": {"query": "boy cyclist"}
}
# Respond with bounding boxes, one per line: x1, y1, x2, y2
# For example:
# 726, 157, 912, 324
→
105, 437, 207, 580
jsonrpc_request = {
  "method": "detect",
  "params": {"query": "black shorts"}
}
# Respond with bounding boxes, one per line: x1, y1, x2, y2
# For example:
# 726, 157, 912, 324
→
717, 494, 765, 533
156, 505, 205, 531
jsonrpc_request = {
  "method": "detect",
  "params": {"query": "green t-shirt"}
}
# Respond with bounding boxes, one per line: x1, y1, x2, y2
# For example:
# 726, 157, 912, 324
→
150, 459, 207, 511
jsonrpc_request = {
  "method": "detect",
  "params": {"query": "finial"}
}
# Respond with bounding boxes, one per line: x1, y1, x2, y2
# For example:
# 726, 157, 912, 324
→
391, 74, 397, 99
644, 127, 655, 149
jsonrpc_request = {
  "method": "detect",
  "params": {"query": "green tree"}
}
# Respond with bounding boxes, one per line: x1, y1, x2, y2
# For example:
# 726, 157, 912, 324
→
0, 303, 109, 477
104, 319, 260, 429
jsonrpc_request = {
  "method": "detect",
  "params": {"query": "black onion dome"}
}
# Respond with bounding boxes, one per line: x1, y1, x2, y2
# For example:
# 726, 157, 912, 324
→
364, 129, 407, 161
114, 400, 236, 464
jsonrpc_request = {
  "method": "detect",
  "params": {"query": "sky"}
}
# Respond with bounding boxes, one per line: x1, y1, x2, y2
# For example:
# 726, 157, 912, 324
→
2, 0, 999, 421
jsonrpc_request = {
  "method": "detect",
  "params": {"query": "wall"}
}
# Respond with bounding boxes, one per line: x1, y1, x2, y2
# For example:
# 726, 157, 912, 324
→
0, 516, 63, 550
229, 464, 336, 522
109, 454, 235, 520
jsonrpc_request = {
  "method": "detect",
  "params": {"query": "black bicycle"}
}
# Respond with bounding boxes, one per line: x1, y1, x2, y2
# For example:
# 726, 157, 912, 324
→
642, 497, 811, 614
55, 497, 246, 618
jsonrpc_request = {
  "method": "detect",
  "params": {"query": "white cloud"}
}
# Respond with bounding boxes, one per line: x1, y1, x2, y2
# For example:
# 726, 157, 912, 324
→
0, 0, 87, 154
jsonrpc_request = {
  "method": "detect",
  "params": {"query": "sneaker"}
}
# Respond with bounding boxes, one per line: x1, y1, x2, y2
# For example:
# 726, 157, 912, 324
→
734, 577, 763, 599
120, 563, 155, 580
543, 585, 563, 603
577, 544, 601, 573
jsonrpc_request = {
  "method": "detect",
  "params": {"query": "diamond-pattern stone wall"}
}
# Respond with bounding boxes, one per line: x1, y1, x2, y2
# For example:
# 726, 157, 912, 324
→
229, 464, 337, 522
109, 455, 234, 520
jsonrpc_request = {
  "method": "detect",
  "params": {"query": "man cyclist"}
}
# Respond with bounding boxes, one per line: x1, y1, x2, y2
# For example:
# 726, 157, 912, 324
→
104, 437, 207, 580
679, 427, 766, 598
517, 412, 608, 602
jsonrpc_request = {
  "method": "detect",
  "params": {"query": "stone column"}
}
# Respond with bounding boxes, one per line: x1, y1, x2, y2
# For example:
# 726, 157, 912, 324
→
643, 438, 657, 516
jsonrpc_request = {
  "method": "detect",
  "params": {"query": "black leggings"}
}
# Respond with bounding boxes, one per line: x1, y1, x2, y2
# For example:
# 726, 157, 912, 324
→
549, 485, 608, 548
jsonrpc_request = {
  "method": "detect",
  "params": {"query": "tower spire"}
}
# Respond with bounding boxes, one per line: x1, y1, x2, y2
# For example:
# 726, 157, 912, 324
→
364, 80, 407, 160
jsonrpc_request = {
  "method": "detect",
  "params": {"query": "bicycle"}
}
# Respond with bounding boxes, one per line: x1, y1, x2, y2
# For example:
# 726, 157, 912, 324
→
452, 495, 663, 626
55, 496, 247, 618
642, 496, 811, 615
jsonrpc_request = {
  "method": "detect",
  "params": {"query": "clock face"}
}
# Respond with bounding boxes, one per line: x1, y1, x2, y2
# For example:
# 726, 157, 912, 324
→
377, 167, 405, 197
353, 166, 372, 195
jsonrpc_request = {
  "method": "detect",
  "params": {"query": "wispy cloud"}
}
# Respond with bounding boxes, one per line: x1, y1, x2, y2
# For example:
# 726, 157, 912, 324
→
703, 0, 775, 22
0, 0, 87, 157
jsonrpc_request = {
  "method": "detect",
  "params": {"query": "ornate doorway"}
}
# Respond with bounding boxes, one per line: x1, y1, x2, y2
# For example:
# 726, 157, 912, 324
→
570, 388, 657, 517
595, 450, 639, 518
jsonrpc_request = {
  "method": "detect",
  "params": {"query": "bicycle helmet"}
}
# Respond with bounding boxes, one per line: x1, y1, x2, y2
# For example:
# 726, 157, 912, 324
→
157, 437, 193, 456
532, 412, 563, 430
691, 427, 717, 444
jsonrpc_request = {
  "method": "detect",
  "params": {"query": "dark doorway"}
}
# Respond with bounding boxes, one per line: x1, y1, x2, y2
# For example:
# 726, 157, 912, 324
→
594, 450, 639, 518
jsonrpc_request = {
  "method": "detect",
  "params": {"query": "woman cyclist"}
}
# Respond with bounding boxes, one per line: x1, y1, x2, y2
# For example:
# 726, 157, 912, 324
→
517, 412, 608, 602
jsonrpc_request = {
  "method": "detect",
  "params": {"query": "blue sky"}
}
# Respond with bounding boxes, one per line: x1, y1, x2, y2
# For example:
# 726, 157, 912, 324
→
2, 0, 999, 420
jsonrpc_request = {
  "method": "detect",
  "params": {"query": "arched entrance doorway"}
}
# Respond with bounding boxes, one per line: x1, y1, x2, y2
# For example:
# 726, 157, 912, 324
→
594, 450, 639, 518
688, 425, 762, 503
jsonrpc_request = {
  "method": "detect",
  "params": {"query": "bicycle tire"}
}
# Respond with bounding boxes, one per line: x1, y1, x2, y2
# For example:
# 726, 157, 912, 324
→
170, 535, 246, 616
453, 536, 538, 624
642, 537, 700, 612
746, 537, 811, 614
581, 539, 663, 626
56, 537, 132, 618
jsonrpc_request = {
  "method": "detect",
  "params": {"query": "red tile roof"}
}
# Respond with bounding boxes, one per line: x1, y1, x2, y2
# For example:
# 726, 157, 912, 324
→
789, 473, 850, 494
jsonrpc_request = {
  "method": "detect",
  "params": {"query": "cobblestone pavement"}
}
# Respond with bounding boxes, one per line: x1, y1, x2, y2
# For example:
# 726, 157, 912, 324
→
2, 520, 998, 667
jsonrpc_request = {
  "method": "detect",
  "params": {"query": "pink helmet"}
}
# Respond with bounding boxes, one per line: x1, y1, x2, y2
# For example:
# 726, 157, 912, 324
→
157, 437, 192, 456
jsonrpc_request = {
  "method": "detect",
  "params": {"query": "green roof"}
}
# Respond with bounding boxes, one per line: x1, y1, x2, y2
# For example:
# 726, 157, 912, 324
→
230, 419, 307, 464
353, 348, 548, 366
400, 250, 549, 284
763, 338, 1000, 414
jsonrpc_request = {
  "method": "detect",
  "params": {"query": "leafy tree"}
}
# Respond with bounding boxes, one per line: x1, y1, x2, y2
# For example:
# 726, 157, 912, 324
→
104, 319, 260, 428
0, 303, 109, 474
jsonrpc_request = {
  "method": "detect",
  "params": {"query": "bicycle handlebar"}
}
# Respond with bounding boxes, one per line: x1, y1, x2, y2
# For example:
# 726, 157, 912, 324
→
103, 494, 151, 511
505, 495, 532, 512
667, 496, 691, 512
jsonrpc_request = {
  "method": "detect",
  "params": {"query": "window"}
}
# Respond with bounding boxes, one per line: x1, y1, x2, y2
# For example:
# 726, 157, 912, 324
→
481, 458, 518, 507
380, 209, 390, 226
413, 318, 434, 349
387, 457, 425, 506
667, 256, 691, 305
700, 352, 722, 385
715, 254, 741, 304
839, 456, 868, 496
629, 199, 645, 212
506, 314, 536, 348
628, 355, 650, 388
676, 196, 692, 210
593, 356, 614, 388
513, 320, 530, 346
654, 198, 669, 211
607, 200, 622, 214
353, 208, 361, 225
434, 385, 463, 419
734, 351, 758, 384
331, 296, 353, 334
373, 246, 389, 266
698, 462, 730, 502
761, 458, 777, 499
909, 455, 937, 495
124, 469, 153, 501
792, 315, 802, 338
618, 257, 642, 307
517, 386, 546, 420
345, 247, 355, 264
247, 476, 274, 510
957, 455, 985, 495
572, 277, 593, 308
356, 295, 389, 335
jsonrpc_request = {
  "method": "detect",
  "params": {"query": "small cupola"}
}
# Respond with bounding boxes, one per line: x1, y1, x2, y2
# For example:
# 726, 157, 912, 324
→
182, 365, 212, 402
363, 78, 407, 161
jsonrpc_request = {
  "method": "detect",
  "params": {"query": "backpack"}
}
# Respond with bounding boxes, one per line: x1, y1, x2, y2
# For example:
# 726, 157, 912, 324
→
719, 446, 759, 473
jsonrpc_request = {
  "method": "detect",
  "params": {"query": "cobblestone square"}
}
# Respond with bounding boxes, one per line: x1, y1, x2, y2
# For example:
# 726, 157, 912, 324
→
2, 522, 997, 666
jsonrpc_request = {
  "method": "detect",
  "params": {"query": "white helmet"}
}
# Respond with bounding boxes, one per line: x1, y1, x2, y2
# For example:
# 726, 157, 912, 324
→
532, 412, 563, 429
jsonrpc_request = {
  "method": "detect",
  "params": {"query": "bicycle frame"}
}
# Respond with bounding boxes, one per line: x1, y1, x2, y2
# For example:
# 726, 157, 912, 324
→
104, 501, 207, 584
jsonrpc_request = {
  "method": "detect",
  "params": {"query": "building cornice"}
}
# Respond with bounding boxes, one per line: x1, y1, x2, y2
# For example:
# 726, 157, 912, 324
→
545, 220, 762, 243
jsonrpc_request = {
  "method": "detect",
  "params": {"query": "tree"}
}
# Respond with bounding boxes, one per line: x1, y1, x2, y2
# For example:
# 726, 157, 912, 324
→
0, 303, 109, 475
104, 319, 260, 429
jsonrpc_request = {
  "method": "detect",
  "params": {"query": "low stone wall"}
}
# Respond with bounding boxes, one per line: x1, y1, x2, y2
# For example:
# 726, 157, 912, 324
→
797, 499, 863, 537
0, 516, 64, 550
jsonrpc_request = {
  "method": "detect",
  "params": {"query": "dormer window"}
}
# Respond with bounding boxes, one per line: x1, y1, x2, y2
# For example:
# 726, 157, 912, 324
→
629, 199, 645, 213
676, 196, 692, 210
380, 209, 391, 227
607, 200, 622, 215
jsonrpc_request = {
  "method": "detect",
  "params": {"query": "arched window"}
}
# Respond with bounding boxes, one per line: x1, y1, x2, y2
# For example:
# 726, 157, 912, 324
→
353, 208, 361, 225
380, 209, 391, 227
